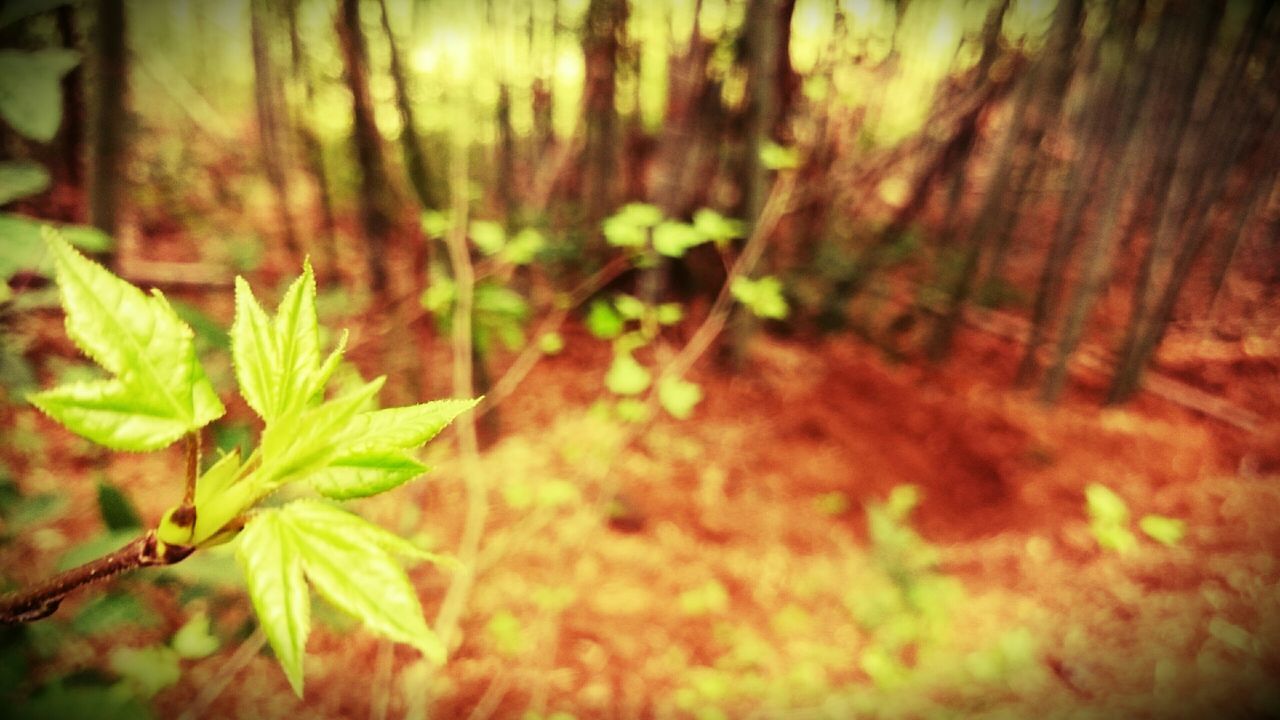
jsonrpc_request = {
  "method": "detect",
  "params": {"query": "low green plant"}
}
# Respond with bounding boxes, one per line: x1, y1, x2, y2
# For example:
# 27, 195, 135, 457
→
1, 232, 477, 696
1085, 482, 1185, 553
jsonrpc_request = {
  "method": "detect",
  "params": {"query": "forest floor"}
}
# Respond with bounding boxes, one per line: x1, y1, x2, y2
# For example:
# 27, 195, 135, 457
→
4, 238, 1280, 719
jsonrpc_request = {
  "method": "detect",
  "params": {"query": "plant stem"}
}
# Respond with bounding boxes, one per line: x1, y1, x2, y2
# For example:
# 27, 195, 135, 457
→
0, 530, 192, 624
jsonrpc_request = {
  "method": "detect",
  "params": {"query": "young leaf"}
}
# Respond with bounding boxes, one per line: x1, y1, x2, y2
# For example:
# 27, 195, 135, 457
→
308, 398, 479, 499
231, 262, 329, 422
730, 276, 789, 320
652, 221, 705, 258
0, 48, 80, 142
0, 160, 50, 205
28, 232, 224, 450
658, 377, 703, 420
259, 376, 385, 486
605, 352, 651, 396
469, 220, 506, 255
279, 501, 446, 664
586, 299, 624, 339
236, 509, 310, 696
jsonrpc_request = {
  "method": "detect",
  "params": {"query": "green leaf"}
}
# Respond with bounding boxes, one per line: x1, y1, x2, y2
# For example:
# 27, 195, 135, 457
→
0, 213, 112, 282
236, 509, 310, 696
0, 160, 50, 205
730, 276, 789, 320
1139, 515, 1185, 546
538, 331, 564, 355
759, 141, 800, 170
602, 214, 647, 248
171, 611, 220, 659
0, 49, 80, 142
613, 294, 646, 320
420, 209, 452, 238
108, 645, 181, 699
692, 209, 745, 244
656, 303, 683, 325
586, 299, 623, 339
502, 227, 545, 265
652, 221, 706, 258
231, 261, 331, 423
27, 232, 224, 450
279, 501, 445, 664
96, 479, 142, 531
259, 376, 384, 486
469, 220, 506, 255
658, 376, 702, 419
1084, 483, 1129, 525
307, 397, 478, 499
605, 352, 651, 396
617, 202, 663, 227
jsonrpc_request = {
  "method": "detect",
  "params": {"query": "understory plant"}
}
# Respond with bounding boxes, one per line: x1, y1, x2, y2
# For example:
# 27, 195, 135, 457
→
0, 232, 477, 696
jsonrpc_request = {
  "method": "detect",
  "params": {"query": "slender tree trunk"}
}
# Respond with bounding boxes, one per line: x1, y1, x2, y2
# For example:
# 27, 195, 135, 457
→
251, 0, 301, 265
581, 0, 624, 251
336, 0, 397, 294
55, 5, 84, 201
377, 0, 438, 211
926, 0, 1083, 361
286, 0, 337, 279
88, 0, 127, 248
1108, 23, 1278, 403
1016, 0, 1146, 385
1038, 4, 1188, 403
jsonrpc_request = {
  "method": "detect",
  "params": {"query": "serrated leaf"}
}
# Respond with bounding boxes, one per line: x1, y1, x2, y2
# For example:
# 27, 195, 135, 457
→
0, 214, 109, 282
0, 160, 50, 205
27, 233, 223, 450
605, 352, 651, 396
279, 501, 445, 664
306, 398, 477, 499
658, 377, 702, 419
236, 509, 310, 696
231, 262, 327, 423
308, 450, 427, 500
259, 376, 384, 486
0, 49, 80, 142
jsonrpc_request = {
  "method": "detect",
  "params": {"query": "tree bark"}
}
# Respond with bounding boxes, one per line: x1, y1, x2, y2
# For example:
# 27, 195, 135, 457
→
55, 5, 85, 201
336, 0, 398, 294
286, 0, 338, 278
581, 0, 625, 251
250, 0, 301, 265
88, 0, 127, 249
1038, 4, 1191, 403
926, 0, 1083, 362
377, 0, 438, 211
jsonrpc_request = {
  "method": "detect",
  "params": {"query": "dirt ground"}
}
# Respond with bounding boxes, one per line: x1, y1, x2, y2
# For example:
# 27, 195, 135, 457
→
4, 242, 1280, 719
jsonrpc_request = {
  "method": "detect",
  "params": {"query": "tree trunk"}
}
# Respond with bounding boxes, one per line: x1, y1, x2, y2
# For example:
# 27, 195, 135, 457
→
581, 0, 625, 250
250, 0, 301, 265
1038, 4, 1189, 403
336, 0, 397, 294
88, 0, 127, 248
1016, 0, 1145, 385
926, 0, 1083, 362
55, 5, 85, 200
1107, 17, 1277, 403
286, 0, 337, 279
377, 0, 438, 211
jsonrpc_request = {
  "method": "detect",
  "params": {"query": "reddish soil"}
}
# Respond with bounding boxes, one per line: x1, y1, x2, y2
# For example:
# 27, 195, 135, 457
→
4, 245, 1279, 720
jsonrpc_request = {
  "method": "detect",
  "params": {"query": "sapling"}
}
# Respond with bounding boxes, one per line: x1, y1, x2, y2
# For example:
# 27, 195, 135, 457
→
0, 231, 477, 696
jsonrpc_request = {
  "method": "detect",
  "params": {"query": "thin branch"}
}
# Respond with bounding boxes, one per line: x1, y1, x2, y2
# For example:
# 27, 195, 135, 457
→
0, 530, 192, 624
